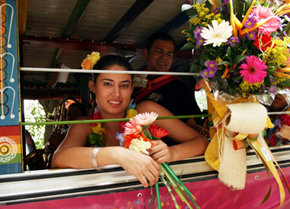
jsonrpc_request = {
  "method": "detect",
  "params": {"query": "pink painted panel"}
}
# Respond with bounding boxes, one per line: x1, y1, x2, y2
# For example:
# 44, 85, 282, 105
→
3, 167, 290, 209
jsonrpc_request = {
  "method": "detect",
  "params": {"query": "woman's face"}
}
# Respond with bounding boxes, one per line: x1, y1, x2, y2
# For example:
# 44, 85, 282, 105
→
90, 64, 133, 117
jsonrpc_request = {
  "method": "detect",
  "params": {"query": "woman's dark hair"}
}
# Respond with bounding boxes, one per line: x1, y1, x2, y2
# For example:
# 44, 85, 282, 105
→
92, 54, 133, 82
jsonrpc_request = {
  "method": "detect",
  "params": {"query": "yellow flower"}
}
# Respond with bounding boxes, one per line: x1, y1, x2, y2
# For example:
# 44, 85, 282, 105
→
187, 37, 195, 42
264, 37, 290, 67
92, 123, 106, 135
199, 11, 206, 18
127, 108, 138, 118
205, 13, 214, 20
190, 17, 200, 25
81, 51, 100, 70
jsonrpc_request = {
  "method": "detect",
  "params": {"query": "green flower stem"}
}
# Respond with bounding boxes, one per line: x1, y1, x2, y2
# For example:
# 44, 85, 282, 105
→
144, 126, 153, 140
161, 163, 200, 209
155, 182, 162, 209
161, 166, 192, 208
22, 114, 210, 126
162, 163, 196, 200
160, 174, 179, 209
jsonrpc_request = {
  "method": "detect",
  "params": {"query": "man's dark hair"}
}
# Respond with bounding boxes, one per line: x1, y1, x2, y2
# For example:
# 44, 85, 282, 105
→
145, 33, 176, 51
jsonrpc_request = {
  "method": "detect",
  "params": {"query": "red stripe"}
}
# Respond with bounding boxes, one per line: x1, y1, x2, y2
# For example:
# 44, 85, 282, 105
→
0, 126, 21, 136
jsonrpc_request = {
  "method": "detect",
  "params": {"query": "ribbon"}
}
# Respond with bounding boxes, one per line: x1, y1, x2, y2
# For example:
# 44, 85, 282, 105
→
202, 79, 289, 205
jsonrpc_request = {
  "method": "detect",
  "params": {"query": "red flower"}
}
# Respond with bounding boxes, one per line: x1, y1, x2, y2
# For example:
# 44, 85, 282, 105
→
280, 114, 290, 126
124, 132, 153, 148
254, 34, 276, 52
149, 124, 169, 139
92, 111, 102, 126
268, 134, 277, 147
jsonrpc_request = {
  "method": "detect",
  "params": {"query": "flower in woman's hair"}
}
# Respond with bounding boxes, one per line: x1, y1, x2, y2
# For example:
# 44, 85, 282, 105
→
81, 59, 93, 70
201, 20, 233, 47
247, 31, 257, 41
239, 56, 267, 84
149, 124, 169, 139
81, 51, 100, 70
254, 34, 276, 52
252, 6, 280, 35
124, 119, 142, 135
228, 37, 239, 46
205, 60, 217, 70
132, 112, 158, 126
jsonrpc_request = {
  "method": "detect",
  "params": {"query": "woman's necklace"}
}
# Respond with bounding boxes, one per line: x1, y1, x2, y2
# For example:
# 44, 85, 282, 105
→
87, 100, 138, 147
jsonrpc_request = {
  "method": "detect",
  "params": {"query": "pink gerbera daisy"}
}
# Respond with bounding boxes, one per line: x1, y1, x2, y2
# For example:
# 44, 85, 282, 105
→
124, 119, 142, 135
252, 6, 280, 35
239, 56, 267, 84
132, 112, 158, 126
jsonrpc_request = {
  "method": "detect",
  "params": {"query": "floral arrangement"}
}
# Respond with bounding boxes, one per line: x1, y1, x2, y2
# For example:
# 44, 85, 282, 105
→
123, 112, 199, 209
181, 0, 290, 206
181, 0, 289, 98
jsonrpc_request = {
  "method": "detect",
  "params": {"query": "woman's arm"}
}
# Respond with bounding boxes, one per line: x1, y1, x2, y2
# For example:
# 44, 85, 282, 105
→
51, 122, 160, 187
137, 100, 209, 163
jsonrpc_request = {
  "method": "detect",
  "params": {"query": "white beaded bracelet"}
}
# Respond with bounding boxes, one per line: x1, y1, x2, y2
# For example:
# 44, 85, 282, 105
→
91, 148, 100, 169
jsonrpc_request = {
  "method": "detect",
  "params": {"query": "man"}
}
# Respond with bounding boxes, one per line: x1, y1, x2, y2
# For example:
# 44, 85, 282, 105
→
133, 33, 203, 132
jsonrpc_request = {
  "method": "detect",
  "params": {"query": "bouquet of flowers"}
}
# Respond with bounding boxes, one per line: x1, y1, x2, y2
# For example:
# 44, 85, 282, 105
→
181, 0, 289, 98
181, 0, 290, 206
123, 112, 199, 209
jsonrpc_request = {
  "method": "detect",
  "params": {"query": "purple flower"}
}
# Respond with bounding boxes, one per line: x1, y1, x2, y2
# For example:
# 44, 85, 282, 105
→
196, 37, 205, 48
213, 7, 220, 14
194, 27, 203, 38
223, 0, 229, 5
202, 68, 216, 78
204, 60, 217, 70
268, 85, 276, 93
245, 14, 257, 28
228, 37, 239, 46
115, 132, 125, 146
247, 31, 257, 40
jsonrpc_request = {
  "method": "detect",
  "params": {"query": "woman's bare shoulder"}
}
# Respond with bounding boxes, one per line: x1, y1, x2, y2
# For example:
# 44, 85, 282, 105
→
137, 100, 173, 116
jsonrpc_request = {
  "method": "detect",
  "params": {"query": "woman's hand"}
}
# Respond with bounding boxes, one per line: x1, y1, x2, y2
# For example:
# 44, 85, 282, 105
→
118, 148, 160, 188
148, 140, 172, 164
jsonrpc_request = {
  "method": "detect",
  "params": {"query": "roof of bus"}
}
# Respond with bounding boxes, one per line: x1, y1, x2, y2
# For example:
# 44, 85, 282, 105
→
19, 0, 194, 99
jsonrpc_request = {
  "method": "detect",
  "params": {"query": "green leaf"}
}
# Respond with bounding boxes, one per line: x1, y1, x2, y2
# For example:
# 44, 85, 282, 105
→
180, 42, 195, 51
226, 47, 231, 57
183, 7, 198, 18
233, 55, 247, 65
280, 77, 290, 88
190, 63, 201, 73
217, 61, 231, 66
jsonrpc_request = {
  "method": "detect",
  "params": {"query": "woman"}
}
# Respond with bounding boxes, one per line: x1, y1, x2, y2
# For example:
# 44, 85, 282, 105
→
52, 55, 208, 188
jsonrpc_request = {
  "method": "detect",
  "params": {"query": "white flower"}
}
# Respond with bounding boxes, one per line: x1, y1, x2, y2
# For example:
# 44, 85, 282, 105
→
201, 20, 233, 47
129, 138, 152, 155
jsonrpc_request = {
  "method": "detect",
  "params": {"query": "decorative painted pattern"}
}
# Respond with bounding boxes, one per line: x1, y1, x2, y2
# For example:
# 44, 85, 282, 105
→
0, 0, 19, 126
0, 0, 21, 175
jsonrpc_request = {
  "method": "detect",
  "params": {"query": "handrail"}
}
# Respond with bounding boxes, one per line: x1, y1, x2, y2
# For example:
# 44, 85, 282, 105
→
20, 67, 201, 76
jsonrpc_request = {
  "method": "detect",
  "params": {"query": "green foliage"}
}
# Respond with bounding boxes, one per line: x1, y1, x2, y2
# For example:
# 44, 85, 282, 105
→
24, 100, 46, 149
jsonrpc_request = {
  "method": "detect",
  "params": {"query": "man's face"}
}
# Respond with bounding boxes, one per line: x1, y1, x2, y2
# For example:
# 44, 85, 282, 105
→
145, 39, 174, 72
